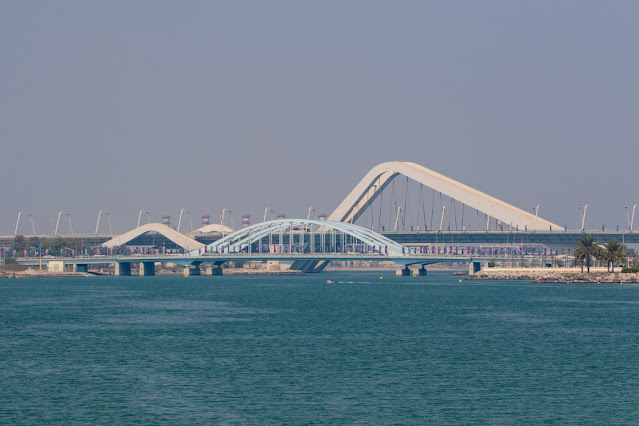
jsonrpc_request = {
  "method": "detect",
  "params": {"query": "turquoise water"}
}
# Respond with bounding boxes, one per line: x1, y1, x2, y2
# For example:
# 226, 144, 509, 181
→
1, 273, 639, 424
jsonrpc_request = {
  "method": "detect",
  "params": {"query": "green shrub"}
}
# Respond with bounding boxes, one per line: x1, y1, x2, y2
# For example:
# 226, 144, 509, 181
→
621, 267, 639, 273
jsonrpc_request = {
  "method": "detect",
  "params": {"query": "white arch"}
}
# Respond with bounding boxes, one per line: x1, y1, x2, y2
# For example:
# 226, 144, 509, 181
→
101, 223, 205, 252
189, 219, 406, 256
328, 161, 563, 231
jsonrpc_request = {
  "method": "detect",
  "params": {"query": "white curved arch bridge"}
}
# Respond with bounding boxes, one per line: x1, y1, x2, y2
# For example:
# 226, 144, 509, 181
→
17, 220, 495, 275
330, 161, 563, 231
181, 219, 470, 273
190, 219, 406, 257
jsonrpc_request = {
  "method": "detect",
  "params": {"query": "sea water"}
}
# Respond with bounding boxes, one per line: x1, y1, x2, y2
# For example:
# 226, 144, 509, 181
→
1, 273, 638, 423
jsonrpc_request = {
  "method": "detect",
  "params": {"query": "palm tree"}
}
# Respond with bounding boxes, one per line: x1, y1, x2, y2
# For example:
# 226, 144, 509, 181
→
602, 239, 627, 273
574, 234, 603, 273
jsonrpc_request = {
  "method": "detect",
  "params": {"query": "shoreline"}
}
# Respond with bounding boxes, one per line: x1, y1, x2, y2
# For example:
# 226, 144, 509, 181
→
469, 269, 639, 284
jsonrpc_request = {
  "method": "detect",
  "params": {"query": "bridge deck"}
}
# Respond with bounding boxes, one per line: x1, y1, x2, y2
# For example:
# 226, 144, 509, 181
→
16, 253, 491, 267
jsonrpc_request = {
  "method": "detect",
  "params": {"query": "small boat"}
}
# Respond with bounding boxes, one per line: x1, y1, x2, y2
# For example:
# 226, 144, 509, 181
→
326, 278, 334, 284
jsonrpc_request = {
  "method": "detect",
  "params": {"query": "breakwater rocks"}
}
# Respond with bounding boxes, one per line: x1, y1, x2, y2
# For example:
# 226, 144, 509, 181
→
469, 270, 639, 284
0, 270, 92, 278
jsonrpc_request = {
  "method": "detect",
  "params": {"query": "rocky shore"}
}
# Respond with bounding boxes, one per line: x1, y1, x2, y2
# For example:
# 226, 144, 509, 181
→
0, 270, 92, 278
469, 269, 639, 284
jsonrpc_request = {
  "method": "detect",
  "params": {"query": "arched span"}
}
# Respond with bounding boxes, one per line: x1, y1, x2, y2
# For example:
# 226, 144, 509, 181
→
189, 219, 406, 256
328, 161, 563, 231
101, 223, 205, 252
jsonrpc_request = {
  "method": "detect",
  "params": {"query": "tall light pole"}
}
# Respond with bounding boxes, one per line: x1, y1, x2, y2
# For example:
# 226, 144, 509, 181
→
14, 211, 22, 236
137, 210, 148, 228
264, 207, 270, 222
96, 210, 104, 235
221, 209, 231, 237
625, 204, 637, 231
532, 205, 540, 231
54, 211, 63, 235
65, 213, 74, 235
177, 209, 188, 233
582, 204, 588, 231
395, 206, 403, 231
307, 207, 316, 221
105, 212, 113, 236
27, 213, 36, 235
486, 205, 494, 231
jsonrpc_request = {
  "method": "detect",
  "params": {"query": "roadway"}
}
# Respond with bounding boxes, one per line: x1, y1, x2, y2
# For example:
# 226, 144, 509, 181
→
3, 229, 638, 252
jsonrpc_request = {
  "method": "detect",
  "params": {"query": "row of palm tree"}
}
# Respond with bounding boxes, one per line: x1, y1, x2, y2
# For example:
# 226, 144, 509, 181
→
574, 234, 628, 273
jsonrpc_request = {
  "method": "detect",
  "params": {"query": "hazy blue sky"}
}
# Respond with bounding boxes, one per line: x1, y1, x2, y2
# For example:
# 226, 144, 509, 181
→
1, 1, 638, 234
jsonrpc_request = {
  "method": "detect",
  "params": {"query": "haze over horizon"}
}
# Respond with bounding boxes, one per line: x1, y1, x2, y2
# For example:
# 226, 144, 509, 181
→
1, 1, 638, 234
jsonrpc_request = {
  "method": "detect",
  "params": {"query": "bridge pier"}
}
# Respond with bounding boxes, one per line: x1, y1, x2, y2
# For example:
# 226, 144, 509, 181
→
72, 264, 89, 273
184, 266, 201, 276
469, 261, 481, 275
418, 266, 428, 276
206, 266, 223, 276
115, 262, 131, 276
396, 266, 411, 276
139, 262, 155, 276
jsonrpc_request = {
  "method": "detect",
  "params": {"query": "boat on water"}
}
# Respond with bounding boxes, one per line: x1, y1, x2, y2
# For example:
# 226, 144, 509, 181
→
326, 278, 334, 284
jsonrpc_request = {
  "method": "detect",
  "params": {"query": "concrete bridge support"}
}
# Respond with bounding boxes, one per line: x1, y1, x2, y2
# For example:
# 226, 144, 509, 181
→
72, 264, 89, 273
418, 266, 428, 276
206, 266, 223, 276
184, 266, 201, 276
115, 262, 131, 276
139, 262, 155, 276
396, 266, 411, 276
469, 261, 481, 275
